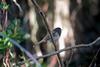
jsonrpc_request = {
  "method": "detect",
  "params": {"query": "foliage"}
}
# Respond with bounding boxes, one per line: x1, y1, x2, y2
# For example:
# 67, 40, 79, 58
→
0, 19, 25, 49
0, 2, 9, 10
0, 1, 26, 67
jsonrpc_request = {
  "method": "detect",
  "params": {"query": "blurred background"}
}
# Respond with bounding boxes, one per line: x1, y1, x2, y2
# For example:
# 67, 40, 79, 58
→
0, 0, 100, 67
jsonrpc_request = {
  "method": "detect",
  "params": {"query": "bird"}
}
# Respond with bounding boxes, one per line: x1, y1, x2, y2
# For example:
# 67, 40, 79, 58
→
34, 27, 62, 47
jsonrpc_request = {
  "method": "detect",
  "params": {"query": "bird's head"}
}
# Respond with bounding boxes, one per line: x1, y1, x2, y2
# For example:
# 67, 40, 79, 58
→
53, 27, 62, 37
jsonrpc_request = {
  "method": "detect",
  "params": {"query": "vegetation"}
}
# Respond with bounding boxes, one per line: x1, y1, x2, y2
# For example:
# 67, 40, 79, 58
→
0, 0, 100, 67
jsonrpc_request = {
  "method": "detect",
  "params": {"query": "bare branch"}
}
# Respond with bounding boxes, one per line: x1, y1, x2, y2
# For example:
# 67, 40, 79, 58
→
89, 48, 100, 67
31, 0, 63, 67
17, 37, 100, 65
37, 37, 100, 59
13, 0, 23, 15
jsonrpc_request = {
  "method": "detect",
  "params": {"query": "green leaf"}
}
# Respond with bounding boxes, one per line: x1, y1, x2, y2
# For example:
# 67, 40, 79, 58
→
0, 2, 9, 10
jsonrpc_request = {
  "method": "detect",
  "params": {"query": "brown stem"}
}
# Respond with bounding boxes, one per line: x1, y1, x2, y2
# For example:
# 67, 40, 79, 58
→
31, 0, 63, 67
5, 49, 10, 67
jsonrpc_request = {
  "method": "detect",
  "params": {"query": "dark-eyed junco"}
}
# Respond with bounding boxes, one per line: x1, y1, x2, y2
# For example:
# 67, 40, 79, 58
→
34, 27, 62, 47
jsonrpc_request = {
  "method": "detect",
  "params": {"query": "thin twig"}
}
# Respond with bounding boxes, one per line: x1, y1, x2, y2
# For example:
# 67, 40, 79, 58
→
5, 49, 10, 67
17, 37, 100, 65
66, 50, 74, 67
0, 33, 41, 67
4, 11, 8, 30
37, 37, 100, 59
89, 48, 100, 67
13, 0, 23, 15
31, 0, 63, 67
2, 0, 8, 30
